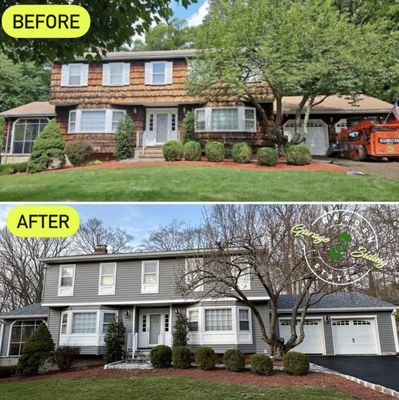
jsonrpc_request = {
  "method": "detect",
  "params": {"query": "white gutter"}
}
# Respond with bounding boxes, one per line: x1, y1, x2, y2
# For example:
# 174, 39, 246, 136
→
277, 307, 396, 312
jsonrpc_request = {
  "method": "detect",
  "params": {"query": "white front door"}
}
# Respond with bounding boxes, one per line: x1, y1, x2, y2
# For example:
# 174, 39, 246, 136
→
145, 108, 178, 146
332, 318, 379, 355
138, 310, 172, 348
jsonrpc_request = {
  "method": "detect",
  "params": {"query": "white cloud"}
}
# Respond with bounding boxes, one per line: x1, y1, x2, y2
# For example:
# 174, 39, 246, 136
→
0, 206, 12, 229
187, 0, 210, 27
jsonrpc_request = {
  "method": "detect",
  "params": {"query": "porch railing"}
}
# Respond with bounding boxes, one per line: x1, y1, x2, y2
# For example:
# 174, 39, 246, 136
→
136, 131, 181, 155
132, 332, 138, 359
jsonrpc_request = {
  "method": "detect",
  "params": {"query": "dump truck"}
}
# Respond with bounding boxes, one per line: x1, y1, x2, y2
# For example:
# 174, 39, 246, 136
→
328, 117, 399, 161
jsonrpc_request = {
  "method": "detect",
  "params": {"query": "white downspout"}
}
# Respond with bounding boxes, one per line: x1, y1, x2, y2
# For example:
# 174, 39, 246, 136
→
0, 320, 4, 354
391, 311, 399, 354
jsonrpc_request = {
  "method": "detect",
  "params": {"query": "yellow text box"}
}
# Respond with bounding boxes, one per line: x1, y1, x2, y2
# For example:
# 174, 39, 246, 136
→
7, 205, 80, 238
1, 5, 90, 38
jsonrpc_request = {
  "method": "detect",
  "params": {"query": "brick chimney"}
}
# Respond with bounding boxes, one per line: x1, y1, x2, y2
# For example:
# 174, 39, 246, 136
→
94, 244, 108, 254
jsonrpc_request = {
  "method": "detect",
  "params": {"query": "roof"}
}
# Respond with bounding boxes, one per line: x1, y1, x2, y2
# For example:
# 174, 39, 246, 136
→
278, 292, 396, 311
75, 49, 196, 62
280, 95, 392, 115
0, 303, 48, 320
0, 101, 55, 118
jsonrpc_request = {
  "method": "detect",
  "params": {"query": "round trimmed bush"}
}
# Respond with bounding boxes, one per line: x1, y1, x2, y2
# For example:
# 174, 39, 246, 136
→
257, 147, 278, 166
172, 346, 192, 369
286, 145, 312, 165
223, 349, 245, 372
205, 141, 225, 162
65, 140, 93, 166
183, 141, 201, 161
195, 347, 216, 370
150, 345, 172, 368
251, 354, 273, 375
232, 142, 253, 163
283, 352, 309, 375
162, 140, 183, 161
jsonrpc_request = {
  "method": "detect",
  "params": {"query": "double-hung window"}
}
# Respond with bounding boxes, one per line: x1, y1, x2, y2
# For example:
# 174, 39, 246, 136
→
145, 61, 173, 85
141, 260, 159, 293
72, 312, 97, 334
102, 63, 130, 86
204, 308, 232, 331
232, 258, 251, 291
102, 312, 117, 334
68, 109, 126, 133
58, 265, 75, 296
60, 313, 68, 334
238, 309, 250, 331
98, 263, 116, 295
185, 258, 203, 292
188, 309, 199, 332
61, 64, 89, 87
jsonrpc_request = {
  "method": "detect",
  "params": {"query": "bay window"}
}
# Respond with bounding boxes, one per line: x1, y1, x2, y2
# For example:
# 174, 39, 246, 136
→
11, 118, 49, 154
68, 109, 126, 133
141, 260, 159, 293
58, 264, 75, 296
194, 107, 256, 133
99, 262, 116, 295
9, 320, 43, 356
72, 312, 97, 334
205, 308, 232, 331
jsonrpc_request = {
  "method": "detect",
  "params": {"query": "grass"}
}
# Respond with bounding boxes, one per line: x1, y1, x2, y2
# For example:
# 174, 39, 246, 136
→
0, 376, 351, 400
0, 164, 398, 201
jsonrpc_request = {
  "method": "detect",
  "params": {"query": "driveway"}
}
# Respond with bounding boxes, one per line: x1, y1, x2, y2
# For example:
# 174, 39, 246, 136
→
309, 356, 399, 392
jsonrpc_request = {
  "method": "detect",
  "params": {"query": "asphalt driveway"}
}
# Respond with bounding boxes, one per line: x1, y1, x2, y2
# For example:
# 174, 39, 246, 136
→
309, 356, 399, 392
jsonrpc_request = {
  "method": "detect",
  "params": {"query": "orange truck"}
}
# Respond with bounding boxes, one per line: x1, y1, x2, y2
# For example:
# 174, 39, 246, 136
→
328, 118, 399, 161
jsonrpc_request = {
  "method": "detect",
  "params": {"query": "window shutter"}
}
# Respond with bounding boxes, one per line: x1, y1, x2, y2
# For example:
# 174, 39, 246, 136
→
81, 64, 89, 86
166, 62, 173, 84
60, 65, 69, 86
102, 64, 111, 86
144, 62, 152, 85
122, 63, 130, 85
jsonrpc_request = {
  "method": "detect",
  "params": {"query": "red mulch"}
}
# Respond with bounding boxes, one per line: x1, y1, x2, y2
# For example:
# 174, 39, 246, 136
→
1, 366, 393, 400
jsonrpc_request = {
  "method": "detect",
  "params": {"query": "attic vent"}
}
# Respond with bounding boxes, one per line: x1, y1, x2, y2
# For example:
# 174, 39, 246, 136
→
95, 244, 108, 254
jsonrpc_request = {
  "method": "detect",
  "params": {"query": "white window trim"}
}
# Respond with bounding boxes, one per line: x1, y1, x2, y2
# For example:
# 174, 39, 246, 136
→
70, 311, 99, 336
57, 264, 76, 297
61, 63, 89, 87
141, 260, 159, 294
0, 322, 3, 354
102, 62, 130, 86
100, 311, 119, 335
145, 61, 173, 85
60, 311, 68, 335
185, 258, 204, 292
203, 307, 234, 333
195, 107, 257, 133
238, 307, 252, 331
98, 262, 117, 296
68, 109, 126, 134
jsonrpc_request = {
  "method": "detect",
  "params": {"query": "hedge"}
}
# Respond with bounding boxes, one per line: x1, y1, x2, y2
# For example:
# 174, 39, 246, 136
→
232, 142, 253, 163
150, 345, 172, 368
257, 147, 278, 166
65, 140, 93, 166
205, 141, 224, 162
223, 349, 245, 372
172, 346, 192, 369
183, 141, 201, 161
283, 352, 309, 375
286, 145, 312, 165
195, 347, 215, 370
251, 354, 273, 375
163, 140, 183, 161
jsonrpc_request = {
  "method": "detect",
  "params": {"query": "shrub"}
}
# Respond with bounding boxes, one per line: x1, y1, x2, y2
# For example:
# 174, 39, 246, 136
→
251, 354, 273, 375
0, 162, 28, 175
27, 119, 65, 173
150, 345, 172, 368
54, 346, 80, 370
163, 140, 183, 161
225, 146, 232, 159
173, 313, 190, 347
223, 349, 245, 372
115, 114, 136, 160
182, 111, 196, 143
65, 140, 93, 166
286, 145, 312, 165
16, 323, 55, 376
257, 147, 278, 166
195, 347, 215, 370
232, 142, 253, 163
172, 346, 192, 369
183, 141, 201, 161
205, 141, 224, 162
0, 365, 16, 378
104, 319, 126, 363
283, 352, 309, 376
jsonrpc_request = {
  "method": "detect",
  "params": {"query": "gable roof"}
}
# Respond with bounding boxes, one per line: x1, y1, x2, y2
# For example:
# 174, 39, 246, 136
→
278, 292, 396, 311
280, 95, 392, 115
0, 101, 55, 118
0, 303, 48, 319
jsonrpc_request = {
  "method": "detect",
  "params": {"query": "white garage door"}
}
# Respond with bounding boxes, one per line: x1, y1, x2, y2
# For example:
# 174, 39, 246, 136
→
283, 119, 329, 156
279, 319, 324, 354
332, 319, 379, 355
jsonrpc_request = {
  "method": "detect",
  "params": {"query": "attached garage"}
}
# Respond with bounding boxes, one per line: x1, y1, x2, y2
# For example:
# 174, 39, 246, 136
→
332, 318, 379, 355
279, 318, 325, 354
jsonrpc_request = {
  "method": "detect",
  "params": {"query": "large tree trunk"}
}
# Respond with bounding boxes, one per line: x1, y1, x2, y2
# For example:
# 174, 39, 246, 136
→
292, 95, 309, 143
273, 94, 287, 155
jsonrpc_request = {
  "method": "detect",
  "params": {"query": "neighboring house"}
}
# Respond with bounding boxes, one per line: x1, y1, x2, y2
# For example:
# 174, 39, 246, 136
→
0, 303, 48, 366
40, 247, 398, 359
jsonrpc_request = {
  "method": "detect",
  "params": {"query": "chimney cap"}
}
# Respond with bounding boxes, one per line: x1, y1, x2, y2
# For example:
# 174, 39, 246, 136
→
95, 244, 108, 254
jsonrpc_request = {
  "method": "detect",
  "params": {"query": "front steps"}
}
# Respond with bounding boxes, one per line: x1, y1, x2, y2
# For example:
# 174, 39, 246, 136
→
135, 146, 164, 160
105, 349, 152, 370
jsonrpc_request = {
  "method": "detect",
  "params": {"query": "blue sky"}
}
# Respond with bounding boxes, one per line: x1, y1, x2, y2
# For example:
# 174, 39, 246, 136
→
170, 0, 209, 26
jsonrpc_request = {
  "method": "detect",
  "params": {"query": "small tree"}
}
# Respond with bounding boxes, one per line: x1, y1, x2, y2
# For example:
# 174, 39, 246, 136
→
115, 114, 136, 160
16, 323, 55, 376
27, 119, 65, 173
173, 313, 190, 347
104, 319, 126, 363
182, 111, 196, 143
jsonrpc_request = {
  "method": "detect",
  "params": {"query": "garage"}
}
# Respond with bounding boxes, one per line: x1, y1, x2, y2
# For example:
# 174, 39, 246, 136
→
332, 318, 379, 355
283, 119, 329, 156
279, 318, 325, 354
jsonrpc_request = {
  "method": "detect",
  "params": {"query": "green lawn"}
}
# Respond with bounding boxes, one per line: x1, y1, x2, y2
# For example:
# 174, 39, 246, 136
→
0, 376, 351, 400
0, 164, 398, 201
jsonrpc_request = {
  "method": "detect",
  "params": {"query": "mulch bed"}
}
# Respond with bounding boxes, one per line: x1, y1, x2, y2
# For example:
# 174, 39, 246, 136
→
1, 366, 393, 400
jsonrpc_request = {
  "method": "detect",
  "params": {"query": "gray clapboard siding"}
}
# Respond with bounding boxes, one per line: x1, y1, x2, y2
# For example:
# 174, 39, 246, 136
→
48, 308, 62, 347
377, 312, 396, 354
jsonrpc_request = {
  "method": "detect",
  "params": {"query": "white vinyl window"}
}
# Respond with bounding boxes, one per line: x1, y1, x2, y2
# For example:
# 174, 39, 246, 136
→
185, 258, 204, 292
204, 308, 232, 331
98, 263, 116, 295
145, 61, 173, 85
102, 312, 117, 334
188, 309, 199, 332
72, 313, 97, 334
61, 64, 89, 87
58, 265, 75, 296
238, 309, 250, 331
195, 107, 257, 133
61, 313, 68, 334
68, 109, 126, 133
141, 260, 159, 293
102, 63, 130, 86
11, 118, 49, 154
